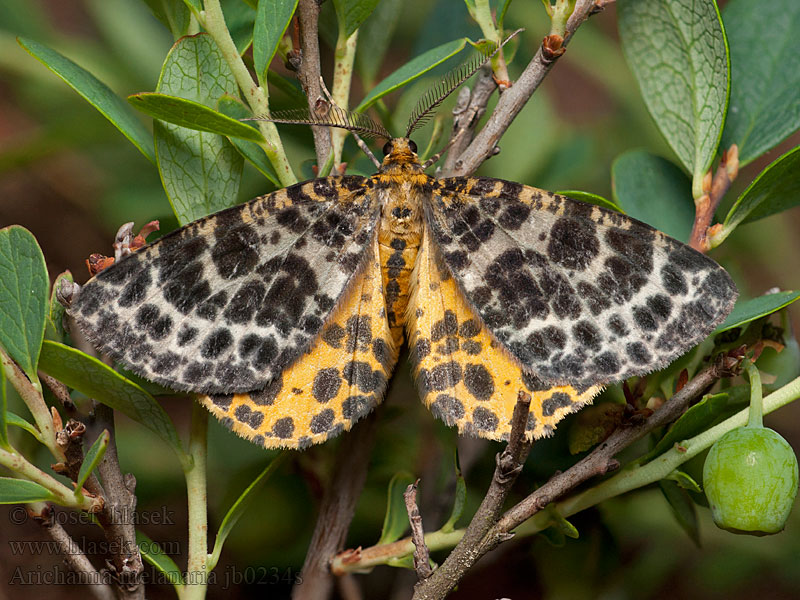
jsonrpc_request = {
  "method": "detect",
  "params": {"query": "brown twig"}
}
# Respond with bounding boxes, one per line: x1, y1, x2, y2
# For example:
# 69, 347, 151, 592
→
295, 0, 332, 168
489, 355, 739, 539
293, 410, 380, 600
412, 392, 532, 599
40, 372, 78, 417
404, 480, 433, 581
448, 0, 599, 177
689, 145, 739, 252
91, 402, 145, 598
37, 506, 116, 600
410, 355, 740, 599
440, 66, 498, 177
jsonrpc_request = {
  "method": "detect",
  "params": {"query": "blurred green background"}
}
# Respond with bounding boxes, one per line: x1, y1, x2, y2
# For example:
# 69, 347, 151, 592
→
1, 0, 799, 598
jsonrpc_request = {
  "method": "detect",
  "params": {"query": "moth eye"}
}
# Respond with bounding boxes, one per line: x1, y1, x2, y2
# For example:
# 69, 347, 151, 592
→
408, 140, 418, 153
382, 141, 393, 156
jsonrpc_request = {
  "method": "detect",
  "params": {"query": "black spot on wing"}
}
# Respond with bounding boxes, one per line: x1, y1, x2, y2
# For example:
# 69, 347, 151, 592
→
224, 281, 266, 324
212, 223, 261, 279
313, 368, 341, 403
547, 217, 599, 271
464, 364, 494, 400
472, 407, 498, 431
235, 404, 264, 429
342, 395, 374, 421
201, 329, 233, 359
310, 409, 335, 434
542, 392, 572, 416
431, 394, 465, 426
272, 417, 294, 439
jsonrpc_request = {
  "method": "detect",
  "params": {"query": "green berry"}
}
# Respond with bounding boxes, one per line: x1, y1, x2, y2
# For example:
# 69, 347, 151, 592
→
703, 426, 798, 535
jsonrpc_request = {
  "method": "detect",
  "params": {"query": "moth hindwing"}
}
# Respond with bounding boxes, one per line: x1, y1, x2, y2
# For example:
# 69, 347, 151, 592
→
70, 138, 736, 449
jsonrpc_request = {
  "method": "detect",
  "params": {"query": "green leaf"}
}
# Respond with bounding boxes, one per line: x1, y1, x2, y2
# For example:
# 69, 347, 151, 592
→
711, 146, 800, 247
45, 271, 72, 343
0, 226, 49, 381
222, 0, 257, 55
136, 530, 184, 588
5, 412, 42, 442
548, 507, 580, 539
38, 341, 182, 453
666, 469, 702, 493
217, 95, 280, 185
141, 0, 191, 38
209, 452, 287, 570
0, 477, 56, 504
0, 364, 7, 450
181, 0, 202, 12
714, 291, 800, 334
333, 0, 381, 37
253, 0, 298, 83
17, 37, 156, 164
539, 524, 567, 547
568, 402, 625, 455
154, 33, 243, 224
617, 0, 729, 196
129, 93, 265, 142
540, 507, 580, 547
720, 0, 800, 165
642, 393, 729, 463
611, 150, 695, 243
377, 471, 415, 546
355, 38, 469, 112
559, 190, 621, 213
266, 72, 308, 108
355, 0, 402, 85
386, 554, 416, 570
75, 430, 109, 496
659, 479, 700, 546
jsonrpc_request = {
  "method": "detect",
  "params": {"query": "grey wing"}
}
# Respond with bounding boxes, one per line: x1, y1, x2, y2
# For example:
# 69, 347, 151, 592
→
425, 177, 737, 388
70, 176, 380, 394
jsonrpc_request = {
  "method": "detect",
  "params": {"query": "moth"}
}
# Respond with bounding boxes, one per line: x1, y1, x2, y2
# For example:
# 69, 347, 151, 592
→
67, 52, 737, 450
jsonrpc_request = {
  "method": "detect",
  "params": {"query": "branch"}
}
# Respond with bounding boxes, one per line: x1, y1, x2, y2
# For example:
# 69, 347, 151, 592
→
53, 407, 146, 598
92, 403, 145, 598
439, 66, 497, 177
35, 504, 116, 600
689, 145, 739, 252
411, 392, 532, 599
183, 402, 209, 600
40, 372, 79, 418
1, 347, 62, 459
448, 0, 600, 177
489, 352, 740, 541
404, 481, 433, 581
296, 0, 332, 168
201, 0, 296, 185
293, 410, 380, 600
331, 27, 359, 168
330, 351, 760, 579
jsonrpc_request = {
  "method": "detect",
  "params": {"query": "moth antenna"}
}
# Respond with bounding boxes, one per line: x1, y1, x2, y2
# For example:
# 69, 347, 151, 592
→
249, 106, 391, 140
352, 131, 381, 168
405, 29, 522, 138
421, 136, 457, 171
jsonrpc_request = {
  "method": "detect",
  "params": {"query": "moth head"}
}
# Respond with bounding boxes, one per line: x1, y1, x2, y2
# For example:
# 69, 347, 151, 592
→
379, 138, 422, 174
382, 138, 418, 157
